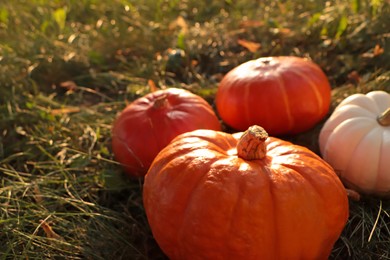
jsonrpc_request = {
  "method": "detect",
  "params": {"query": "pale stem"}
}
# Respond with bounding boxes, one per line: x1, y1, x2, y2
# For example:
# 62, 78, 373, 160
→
237, 125, 269, 160
153, 94, 168, 109
378, 108, 390, 126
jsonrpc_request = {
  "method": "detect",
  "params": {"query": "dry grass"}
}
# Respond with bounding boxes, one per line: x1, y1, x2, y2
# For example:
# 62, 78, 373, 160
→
1, 0, 390, 259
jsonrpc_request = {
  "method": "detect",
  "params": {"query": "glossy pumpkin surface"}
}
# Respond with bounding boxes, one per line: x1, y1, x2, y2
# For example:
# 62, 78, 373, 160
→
216, 56, 331, 135
111, 88, 221, 177
144, 125, 349, 259
319, 90, 390, 196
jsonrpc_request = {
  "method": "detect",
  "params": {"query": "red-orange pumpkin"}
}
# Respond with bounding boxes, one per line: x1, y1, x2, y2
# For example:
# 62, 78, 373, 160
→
143, 125, 349, 259
111, 88, 221, 177
216, 56, 331, 135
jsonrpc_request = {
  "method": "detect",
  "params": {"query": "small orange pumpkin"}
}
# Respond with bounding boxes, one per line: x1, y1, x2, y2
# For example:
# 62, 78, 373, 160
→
111, 88, 221, 177
144, 125, 349, 259
216, 56, 331, 135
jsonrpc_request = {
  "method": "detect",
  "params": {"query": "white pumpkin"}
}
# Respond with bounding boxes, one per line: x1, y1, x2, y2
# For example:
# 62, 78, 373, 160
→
319, 90, 390, 196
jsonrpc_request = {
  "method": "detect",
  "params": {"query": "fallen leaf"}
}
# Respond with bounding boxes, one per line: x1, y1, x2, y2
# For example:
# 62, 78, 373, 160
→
237, 39, 261, 53
59, 81, 77, 91
239, 20, 264, 28
40, 219, 64, 240
362, 44, 385, 58
169, 16, 188, 34
347, 70, 361, 83
279, 27, 292, 36
373, 44, 384, 56
148, 79, 159, 92
33, 184, 43, 204
50, 107, 80, 115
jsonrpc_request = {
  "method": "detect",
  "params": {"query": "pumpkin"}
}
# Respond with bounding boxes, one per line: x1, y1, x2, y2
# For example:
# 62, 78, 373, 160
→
111, 87, 221, 177
144, 125, 349, 259
215, 56, 331, 135
319, 90, 390, 196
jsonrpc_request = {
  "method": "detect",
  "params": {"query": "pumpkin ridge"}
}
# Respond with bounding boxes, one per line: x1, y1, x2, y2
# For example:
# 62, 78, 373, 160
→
180, 134, 236, 155
223, 165, 252, 258
174, 99, 214, 113
265, 162, 318, 258
175, 156, 223, 255
374, 133, 385, 192
270, 160, 343, 258
243, 80, 252, 127
147, 116, 168, 153
275, 74, 294, 131
265, 138, 318, 159
221, 159, 279, 259
111, 134, 145, 170
291, 68, 324, 113
262, 164, 280, 259
323, 118, 375, 176
272, 165, 304, 259
366, 92, 390, 115
346, 127, 382, 192
146, 152, 222, 258
375, 130, 390, 193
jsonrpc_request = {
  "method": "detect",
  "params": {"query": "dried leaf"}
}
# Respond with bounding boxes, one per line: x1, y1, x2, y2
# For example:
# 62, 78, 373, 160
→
373, 44, 384, 56
279, 28, 292, 36
237, 39, 261, 53
239, 20, 264, 28
56, 148, 67, 165
40, 220, 64, 240
362, 44, 384, 58
347, 70, 361, 83
50, 107, 80, 115
60, 81, 77, 91
33, 184, 43, 204
169, 16, 188, 34
148, 79, 158, 92
361, 52, 374, 58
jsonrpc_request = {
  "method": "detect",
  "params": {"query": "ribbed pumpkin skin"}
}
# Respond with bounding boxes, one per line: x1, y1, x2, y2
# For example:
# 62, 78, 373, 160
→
143, 128, 349, 259
319, 91, 390, 196
216, 56, 331, 135
111, 88, 221, 177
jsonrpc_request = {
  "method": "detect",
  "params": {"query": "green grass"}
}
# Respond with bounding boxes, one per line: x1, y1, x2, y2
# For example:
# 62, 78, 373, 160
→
0, 0, 390, 259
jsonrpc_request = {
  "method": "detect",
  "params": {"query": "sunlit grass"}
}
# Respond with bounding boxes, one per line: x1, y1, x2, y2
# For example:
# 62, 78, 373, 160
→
1, 0, 389, 259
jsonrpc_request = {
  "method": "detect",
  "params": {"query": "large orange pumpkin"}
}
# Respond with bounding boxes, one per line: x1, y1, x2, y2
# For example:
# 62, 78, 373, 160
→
143, 125, 349, 259
111, 88, 221, 177
215, 56, 331, 135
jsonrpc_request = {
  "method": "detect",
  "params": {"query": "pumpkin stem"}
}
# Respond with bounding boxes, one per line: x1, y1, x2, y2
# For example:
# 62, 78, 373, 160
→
346, 188, 361, 201
153, 94, 168, 109
377, 108, 390, 126
237, 125, 268, 160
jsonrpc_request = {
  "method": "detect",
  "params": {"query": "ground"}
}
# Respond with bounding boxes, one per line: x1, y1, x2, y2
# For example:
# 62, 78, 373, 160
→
0, 0, 390, 259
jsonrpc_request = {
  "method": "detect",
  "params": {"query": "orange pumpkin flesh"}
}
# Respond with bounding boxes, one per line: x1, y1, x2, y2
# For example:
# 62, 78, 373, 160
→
216, 56, 331, 135
143, 125, 349, 259
111, 88, 221, 177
